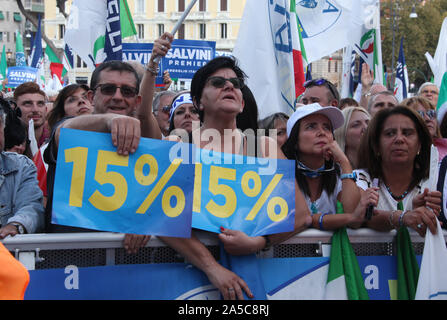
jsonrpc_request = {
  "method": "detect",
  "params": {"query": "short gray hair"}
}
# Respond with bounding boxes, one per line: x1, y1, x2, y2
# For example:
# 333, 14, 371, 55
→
152, 90, 177, 112
367, 91, 397, 113
418, 82, 439, 95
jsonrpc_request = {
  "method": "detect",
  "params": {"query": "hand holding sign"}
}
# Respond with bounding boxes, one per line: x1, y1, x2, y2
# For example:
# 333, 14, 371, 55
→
53, 128, 194, 237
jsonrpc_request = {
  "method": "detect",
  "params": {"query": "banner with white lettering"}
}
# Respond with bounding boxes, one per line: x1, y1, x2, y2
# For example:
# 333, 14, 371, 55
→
6, 66, 38, 88
122, 39, 216, 80
24, 255, 420, 300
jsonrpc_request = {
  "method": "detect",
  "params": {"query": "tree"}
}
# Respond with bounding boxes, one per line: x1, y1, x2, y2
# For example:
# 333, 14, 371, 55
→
380, 0, 447, 89
15, 0, 69, 59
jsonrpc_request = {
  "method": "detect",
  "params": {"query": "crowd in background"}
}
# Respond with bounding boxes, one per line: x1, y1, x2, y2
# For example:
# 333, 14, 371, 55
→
0, 32, 445, 300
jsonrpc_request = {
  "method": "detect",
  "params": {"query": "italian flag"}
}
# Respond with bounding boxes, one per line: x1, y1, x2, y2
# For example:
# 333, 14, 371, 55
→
290, 0, 307, 98
324, 202, 369, 300
436, 73, 447, 124
396, 202, 419, 300
45, 45, 66, 85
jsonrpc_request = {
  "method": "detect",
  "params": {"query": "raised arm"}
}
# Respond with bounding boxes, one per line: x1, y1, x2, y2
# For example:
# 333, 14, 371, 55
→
137, 32, 174, 140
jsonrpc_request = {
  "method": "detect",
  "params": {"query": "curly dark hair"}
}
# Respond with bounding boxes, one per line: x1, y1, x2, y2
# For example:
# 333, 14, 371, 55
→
190, 56, 246, 122
357, 106, 432, 187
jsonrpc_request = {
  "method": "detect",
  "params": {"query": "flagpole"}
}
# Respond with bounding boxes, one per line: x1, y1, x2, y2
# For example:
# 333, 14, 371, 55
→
375, 1, 384, 85
152, 0, 198, 64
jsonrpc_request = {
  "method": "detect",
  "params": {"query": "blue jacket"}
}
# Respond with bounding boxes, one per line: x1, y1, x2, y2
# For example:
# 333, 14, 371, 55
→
0, 152, 44, 233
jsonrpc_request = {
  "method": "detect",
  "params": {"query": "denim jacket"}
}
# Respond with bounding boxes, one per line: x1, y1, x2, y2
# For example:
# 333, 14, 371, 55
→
0, 151, 44, 233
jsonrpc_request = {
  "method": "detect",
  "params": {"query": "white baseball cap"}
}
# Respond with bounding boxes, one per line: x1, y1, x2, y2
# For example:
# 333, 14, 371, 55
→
286, 103, 345, 137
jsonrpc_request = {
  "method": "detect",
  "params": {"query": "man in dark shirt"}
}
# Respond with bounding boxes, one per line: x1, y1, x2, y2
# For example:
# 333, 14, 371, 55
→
44, 60, 161, 254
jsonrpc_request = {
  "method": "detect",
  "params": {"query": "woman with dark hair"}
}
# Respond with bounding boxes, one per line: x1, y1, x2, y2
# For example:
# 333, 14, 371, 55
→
47, 83, 93, 131
158, 51, 312, 300
258, 112, 289, 148
167, 91, 200, 134
236, 85, 259, 132
1, 99, 30, 156
35, 84, 93, 207
401, 96, 447, 163
355, 106, 440, 236
281, 103, 373, 231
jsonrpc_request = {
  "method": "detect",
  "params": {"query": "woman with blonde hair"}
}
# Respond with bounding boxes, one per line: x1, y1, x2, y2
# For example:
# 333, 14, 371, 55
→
401, 96, 447, 162
334, 107, 371, 169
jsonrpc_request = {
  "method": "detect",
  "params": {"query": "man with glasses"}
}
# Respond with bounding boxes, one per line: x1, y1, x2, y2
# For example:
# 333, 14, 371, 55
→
418, 82, 439, 106
44, 60, 162, 254
301, 78, 340, 108
152, 91, 177, 137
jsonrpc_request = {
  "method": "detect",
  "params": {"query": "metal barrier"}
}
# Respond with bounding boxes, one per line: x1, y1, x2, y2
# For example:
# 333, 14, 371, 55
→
2, 228, 446, 270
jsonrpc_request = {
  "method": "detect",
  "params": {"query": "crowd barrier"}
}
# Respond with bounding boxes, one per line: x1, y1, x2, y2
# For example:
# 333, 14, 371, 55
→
2, 229, 446, 300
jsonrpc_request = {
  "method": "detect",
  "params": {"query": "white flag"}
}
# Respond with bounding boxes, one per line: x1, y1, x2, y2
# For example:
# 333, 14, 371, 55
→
425, 17, 447, 88
233, 0, 297, 119
64, 0, 108, 70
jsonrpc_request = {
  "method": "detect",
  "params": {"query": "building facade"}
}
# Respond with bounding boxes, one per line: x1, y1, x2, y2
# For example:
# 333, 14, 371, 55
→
43, 0, 247, 84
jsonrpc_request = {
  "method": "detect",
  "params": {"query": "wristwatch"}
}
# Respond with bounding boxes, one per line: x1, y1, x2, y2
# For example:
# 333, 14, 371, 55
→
10, 223, 25, 234
262, 235, 272, 252
340, 172, 357, 181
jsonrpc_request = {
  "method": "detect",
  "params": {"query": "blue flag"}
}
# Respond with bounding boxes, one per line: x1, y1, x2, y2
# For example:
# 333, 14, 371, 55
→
30, 15, 43, 68
104, 0, 123, 62
394, 37, 408, 102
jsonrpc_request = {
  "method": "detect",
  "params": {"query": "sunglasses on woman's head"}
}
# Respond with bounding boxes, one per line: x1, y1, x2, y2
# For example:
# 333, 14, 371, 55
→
94, 83, 138, 98
206, 76, 245, 89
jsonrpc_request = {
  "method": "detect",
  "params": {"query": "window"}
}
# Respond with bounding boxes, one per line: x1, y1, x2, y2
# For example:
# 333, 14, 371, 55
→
199, 0, 206, 12
158, 0, 164, 12
178, 24, 185, 39
13, 12, 22, 22
178, 0, 185, 12
59, 24, 65, 40
199, 23, 206, 39
0, 11, 5, 21
76, 56, 87, 68
220, 23, 227, 39
220, 0, 227, 11
0, 32, 3, 42
158, 24, 165, 37
136, 0, 145, 13
137, 24, 144, 39
328, 60, 331, 73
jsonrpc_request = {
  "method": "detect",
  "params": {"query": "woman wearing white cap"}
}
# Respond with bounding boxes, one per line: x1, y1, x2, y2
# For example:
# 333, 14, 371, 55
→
282, 103, 378, 230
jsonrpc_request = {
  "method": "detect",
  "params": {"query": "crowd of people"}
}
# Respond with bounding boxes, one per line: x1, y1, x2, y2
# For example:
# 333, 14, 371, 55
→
0, 32, 445, 299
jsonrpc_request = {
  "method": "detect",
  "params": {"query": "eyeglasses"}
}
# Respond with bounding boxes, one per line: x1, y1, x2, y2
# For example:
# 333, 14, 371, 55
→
94, 83, 138, 98
157, 105, 171, 113
304, 78, 338, 101
206, 76, 245, 89
417, 109, 436, 120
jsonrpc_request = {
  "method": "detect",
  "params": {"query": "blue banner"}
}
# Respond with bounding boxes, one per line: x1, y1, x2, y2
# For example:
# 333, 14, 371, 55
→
24, 255, 421, 300
52, 128, 194, 237
104, 0, 123, 62
122, 39, 216, 81
6, 66, 38, 88
192, 149, 296, 236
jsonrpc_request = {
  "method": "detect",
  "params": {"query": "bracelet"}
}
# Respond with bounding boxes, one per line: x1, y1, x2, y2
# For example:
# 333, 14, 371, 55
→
388, 210, 399, 229
145, 62, 159, 75
261, 235, 272, 252
398, 210, 408, 227
319, 213, 330, 231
